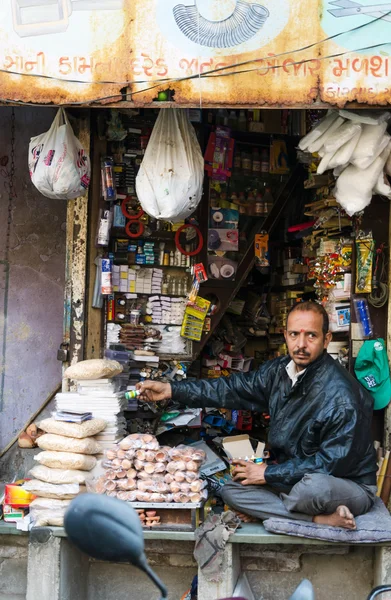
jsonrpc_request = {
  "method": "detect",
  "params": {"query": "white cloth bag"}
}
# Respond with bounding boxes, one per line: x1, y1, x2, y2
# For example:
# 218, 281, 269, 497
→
136, 109, 204, 222
28, 108, 90, 200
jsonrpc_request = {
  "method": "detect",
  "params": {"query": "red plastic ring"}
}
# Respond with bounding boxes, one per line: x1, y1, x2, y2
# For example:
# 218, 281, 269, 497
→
174, 224, 203, 256
125, 220, 144, 238
121, 198, 144, 221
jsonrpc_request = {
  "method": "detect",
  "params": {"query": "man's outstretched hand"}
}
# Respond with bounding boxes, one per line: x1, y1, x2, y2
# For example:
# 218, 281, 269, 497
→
232, 459, 267, 486
136, 380, 172, 402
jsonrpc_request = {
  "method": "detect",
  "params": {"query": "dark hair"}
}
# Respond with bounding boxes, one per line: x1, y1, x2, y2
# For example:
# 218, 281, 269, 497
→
287, 301, 329, 336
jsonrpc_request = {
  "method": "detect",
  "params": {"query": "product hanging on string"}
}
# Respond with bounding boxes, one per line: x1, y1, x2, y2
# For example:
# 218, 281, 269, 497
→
136, 109, 204, 222
298, 109, 391, 216
28, 108, 90, 200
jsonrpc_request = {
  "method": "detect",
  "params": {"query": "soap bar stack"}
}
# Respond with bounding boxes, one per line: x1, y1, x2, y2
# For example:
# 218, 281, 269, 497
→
147, 296, 186, 325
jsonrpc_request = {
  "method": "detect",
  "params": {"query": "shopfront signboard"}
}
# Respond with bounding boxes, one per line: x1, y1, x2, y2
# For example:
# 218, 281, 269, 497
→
1, 0, 390, 106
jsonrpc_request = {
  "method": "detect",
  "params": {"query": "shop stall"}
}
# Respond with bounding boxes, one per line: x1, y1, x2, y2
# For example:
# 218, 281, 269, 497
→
4, 106, 390, 541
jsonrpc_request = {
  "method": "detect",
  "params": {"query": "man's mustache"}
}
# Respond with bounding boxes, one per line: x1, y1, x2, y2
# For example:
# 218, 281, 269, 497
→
294, 350, 310, 357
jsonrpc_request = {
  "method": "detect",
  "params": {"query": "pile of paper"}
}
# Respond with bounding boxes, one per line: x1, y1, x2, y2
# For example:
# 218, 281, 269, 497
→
55, 379, 127, 452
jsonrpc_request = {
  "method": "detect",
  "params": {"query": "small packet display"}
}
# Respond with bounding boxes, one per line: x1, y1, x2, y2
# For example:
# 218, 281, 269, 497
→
355, 231, 374, 294
98, 435, 207, 506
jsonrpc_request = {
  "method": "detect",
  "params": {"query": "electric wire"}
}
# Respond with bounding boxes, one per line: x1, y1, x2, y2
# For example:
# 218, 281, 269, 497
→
0, 40, 389, 107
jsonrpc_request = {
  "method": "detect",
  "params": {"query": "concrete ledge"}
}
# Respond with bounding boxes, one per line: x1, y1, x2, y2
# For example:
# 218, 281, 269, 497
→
3, 521, 391, 546
0, 523, 27, 536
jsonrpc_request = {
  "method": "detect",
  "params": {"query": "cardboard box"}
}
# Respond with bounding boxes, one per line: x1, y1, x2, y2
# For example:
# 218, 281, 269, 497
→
291, 264, 309, 274
190, 441, 226, 476
3, 505, 27, 522
222, 434, 265, 461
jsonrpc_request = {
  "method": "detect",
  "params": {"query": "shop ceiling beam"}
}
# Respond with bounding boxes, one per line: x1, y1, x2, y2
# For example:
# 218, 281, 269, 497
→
62, 111, 91, 391
192, 164, 305, 358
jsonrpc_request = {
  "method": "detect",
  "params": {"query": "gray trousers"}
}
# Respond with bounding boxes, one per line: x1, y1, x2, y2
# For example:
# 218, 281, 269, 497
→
221, 474, 377, 522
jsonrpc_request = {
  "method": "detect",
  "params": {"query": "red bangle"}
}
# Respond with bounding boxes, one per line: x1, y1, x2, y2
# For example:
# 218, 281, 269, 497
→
121, 198, 144, 221
174, 224, 203, 256
125, 220, 144, 238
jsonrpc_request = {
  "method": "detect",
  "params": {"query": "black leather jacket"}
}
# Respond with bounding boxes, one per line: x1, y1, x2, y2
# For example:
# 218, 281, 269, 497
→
171, 352, 378, 487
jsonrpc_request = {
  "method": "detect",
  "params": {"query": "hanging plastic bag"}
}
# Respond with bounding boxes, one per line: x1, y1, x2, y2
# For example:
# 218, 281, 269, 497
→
135, 109, 204, 222
335, 144, 391, 216
28, 108, 90, 200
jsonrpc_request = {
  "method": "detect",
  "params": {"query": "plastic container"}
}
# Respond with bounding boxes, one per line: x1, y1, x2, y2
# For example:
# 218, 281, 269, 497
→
327, 302, 351, 333
130, 310, 140, 326
353, 297, 373, 338
104, 349, 130, 363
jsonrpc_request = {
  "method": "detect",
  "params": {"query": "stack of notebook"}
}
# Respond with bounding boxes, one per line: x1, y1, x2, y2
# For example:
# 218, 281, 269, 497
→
55, 379, 127, 452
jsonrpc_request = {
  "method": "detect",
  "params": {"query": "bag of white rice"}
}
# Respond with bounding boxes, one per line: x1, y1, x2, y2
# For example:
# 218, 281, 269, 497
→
323, 121, 361, 154
38, 418, 106, 439
298, 111, 339, 151
307, 117, 345, 154
350, 123, 388, 167
32, 510, 65, 527
22, 480, 80, 499
328, 128, 361, 170
335, 146, 390, 216
37, 433, 101, 455
64, 359, 122, 380
29, 498, 71, 527
29, 465, 88, 485
30, 498, 71, 510
34, 450, 97, 471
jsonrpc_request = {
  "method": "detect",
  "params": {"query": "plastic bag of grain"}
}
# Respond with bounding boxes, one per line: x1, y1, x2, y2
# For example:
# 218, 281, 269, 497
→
38, 418, 106, 439
34, 450, 97, 471
350, 123, 388, 168
298, 111, 339, 151
37, 433, 101, 455
328, 128, 361, 170
22, 480, 81, 499
29, 464, 89, 484
335, 145, 390, 215
64, 358, 122, 380
30, 498, 71, 511
32, 510, 66, 527
29, 498, 71, 527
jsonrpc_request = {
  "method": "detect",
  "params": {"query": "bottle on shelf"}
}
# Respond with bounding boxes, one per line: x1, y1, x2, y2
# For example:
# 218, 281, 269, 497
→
263, 186, 274, 215
175, 248, 182, 266
185, 248, 191, 268
252, 147, 261, 175
238, 110, 247, 132
254, 192, 264, 216
162, 276, 169, 295
228, 110, 238, 129
233, 151, 241, 173
261, 149, 269, 173
169, 250, 175, 266
241, 150, 252, 176
238, 191, 247, 215
159, 242, 165, 266
247, 191, 255, 216
216, 109, 226, 126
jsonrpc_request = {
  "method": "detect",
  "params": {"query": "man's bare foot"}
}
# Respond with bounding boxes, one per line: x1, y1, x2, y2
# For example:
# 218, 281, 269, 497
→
234, 510, 258, 524
313, 505, 356, 530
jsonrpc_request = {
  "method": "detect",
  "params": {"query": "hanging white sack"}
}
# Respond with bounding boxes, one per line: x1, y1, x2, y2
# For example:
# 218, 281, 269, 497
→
350, 122, 388, 168
28, 108, 90, 200
298, 111, 339, 151
335, 144, 391, 216
135, 109, 204, 222
328, 127, 362, 170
